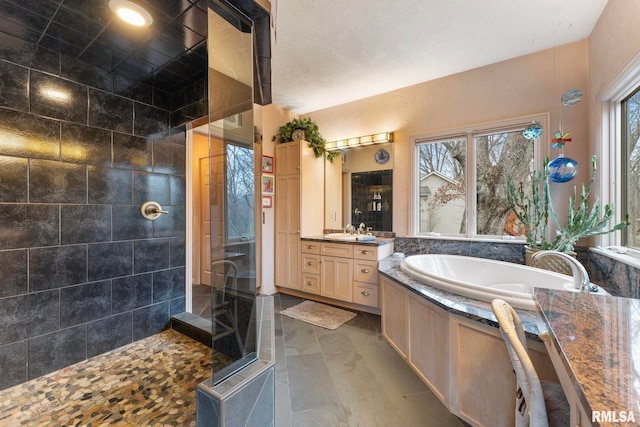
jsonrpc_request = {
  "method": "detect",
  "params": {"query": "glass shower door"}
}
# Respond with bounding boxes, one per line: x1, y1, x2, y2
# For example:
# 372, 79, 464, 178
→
207, 0, 257, 385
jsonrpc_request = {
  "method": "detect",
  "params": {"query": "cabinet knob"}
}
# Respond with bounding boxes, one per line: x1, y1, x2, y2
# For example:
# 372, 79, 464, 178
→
307, 261, 315, 266
361, 291, 370, 296
307, 245, 315, 249
361, 250, 371, 255
306, 281, 315, 286
360, 269, 370, 273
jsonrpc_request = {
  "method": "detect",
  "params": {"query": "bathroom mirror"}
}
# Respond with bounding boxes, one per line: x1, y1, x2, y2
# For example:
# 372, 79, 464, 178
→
324, 143, 394, 231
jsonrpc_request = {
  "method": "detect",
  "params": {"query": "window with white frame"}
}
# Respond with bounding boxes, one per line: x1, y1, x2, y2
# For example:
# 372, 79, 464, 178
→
412, 115, 545, 238
600, 52, 640, 250
622, 87, 640, 248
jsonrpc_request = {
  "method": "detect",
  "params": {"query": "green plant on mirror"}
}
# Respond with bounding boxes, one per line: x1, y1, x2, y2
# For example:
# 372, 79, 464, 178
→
272, 117, 339, 161
507, 155, 627, 253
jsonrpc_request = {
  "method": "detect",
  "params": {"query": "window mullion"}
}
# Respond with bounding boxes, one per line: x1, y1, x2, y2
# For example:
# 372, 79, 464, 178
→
466, 132, 477, 238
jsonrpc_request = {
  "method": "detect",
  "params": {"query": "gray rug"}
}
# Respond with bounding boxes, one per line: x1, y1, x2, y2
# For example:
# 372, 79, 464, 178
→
280, 301, 357, 330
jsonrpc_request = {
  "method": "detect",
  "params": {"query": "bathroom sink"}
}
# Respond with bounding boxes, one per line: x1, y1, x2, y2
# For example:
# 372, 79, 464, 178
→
323, 233, 359, 241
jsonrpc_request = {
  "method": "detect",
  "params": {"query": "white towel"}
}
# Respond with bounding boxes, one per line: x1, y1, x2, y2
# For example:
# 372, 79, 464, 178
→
356, 235, 375, 241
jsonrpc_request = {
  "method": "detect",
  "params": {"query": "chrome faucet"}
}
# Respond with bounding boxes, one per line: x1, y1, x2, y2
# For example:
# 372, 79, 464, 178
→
346, 224, 354, 235
358, 223, 366, 235
530, 250, 595, 293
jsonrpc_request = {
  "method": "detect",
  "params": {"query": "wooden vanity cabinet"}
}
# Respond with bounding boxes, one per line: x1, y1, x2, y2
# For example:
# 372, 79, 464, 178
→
320, 242, 354, 301
381, 276, 558, 427
352, 245, 383, 307
275, 141, 324, 291
300, 241, 321, 295
297, 240, 393, 312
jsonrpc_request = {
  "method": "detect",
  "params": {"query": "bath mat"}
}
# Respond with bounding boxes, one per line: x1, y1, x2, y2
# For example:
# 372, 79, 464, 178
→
280, 301, 356, 330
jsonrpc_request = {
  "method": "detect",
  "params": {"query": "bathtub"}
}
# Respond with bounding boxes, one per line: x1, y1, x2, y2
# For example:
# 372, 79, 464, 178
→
399, 254, 608, 310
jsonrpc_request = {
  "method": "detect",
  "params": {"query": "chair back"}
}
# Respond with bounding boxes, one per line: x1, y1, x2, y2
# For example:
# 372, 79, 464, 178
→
211, 260, 238, 299
491, 299, 549, 427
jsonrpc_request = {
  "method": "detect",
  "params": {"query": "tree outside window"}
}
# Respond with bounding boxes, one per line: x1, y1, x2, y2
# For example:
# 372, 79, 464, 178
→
623, 88, 640, 248
226, 143, 255, 241
415, 122, 536, 237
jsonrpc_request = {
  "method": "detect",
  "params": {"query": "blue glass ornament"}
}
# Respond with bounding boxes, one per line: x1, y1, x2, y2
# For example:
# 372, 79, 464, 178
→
561, 89, 583, 107
548, 155, 579, 183
523, 122, 543, 140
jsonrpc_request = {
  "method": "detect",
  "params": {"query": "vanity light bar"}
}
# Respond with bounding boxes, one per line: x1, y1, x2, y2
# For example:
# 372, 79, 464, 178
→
325, 132, 394, 151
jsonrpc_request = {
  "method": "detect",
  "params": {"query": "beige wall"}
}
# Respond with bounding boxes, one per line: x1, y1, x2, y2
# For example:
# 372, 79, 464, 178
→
588, 0, 640, 189
257, 103, 297, 295
305, 40, 590, 236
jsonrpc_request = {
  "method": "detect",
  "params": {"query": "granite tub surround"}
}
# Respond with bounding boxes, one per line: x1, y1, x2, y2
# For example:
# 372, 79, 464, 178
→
587, 249, 640, 298
0, 329, 215, 426
534, 289, 640, 426
391, 238, 640, 299
378, 257, 543, 338
392, 237, 526, 263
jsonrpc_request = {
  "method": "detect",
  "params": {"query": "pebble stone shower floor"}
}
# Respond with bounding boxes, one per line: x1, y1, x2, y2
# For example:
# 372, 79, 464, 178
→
0, 329, 227, 426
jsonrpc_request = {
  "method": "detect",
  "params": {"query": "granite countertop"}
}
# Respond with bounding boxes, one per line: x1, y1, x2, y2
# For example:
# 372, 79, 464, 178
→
534, 288, 640, 425
378, 256, 544, 339
302, 235, 395, 247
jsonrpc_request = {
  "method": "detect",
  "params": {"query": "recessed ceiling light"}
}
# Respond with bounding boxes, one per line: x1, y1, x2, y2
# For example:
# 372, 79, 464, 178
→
109, 0, 153, 27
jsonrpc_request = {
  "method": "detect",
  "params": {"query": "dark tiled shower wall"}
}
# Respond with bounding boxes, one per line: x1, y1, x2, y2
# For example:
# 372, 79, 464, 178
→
0, 39, 205, 391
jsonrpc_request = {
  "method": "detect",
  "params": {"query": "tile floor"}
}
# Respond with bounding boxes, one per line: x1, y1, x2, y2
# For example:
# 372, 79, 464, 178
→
272, 292, 467, 427
0, 288, 468, 426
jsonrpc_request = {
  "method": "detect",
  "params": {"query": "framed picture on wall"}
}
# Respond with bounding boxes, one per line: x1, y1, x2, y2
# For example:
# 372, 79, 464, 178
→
262, 195, 272, 208
262, 175, 274, 194
262, 155, 274, 174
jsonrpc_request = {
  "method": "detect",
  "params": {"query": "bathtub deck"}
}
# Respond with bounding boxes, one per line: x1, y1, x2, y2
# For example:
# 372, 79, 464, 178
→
0, 329, 227, 426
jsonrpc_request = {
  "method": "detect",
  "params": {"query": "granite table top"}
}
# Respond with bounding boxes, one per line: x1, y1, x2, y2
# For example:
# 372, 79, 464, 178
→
378, 256, 544, 339
534, 288, 640, 426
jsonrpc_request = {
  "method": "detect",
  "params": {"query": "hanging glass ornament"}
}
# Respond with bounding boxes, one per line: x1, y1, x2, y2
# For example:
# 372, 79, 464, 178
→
523, 122, 544, 140
548, 131, 578, 182
561, 89, 583, 107
548, 89, 582, 182
548, 154, 579, 183
551, 131, 572, 149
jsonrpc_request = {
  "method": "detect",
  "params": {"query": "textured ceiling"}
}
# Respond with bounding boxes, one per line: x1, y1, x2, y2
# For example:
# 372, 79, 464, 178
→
271, 0, 609, 114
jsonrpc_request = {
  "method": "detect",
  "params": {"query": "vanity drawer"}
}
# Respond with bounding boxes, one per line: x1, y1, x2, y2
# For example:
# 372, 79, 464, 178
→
301, 273, 321, 295
354, 245, 378, 261
321, 242, 354, 258
353, 260, 378, 284
301, 254, 321, 274
353, 281, 379, 308
301, 241, 321, 254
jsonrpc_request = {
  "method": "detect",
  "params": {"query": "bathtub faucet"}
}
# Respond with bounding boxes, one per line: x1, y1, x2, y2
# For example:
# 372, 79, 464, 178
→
530, 250, 593, 293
